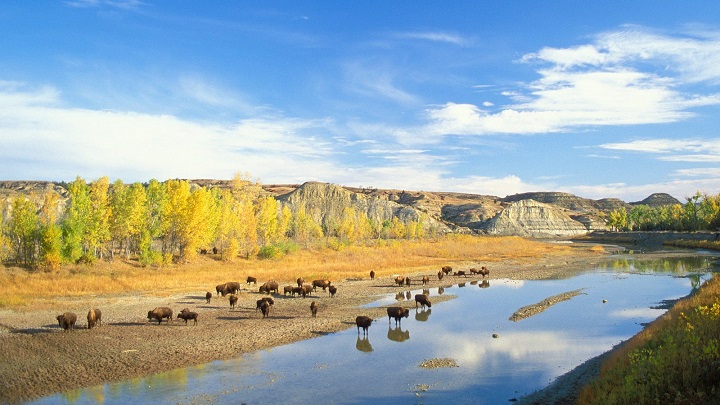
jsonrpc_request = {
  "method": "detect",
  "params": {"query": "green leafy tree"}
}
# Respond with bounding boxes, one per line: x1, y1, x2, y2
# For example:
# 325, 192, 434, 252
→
38, 191, 62, 270
62, 177, 91, 263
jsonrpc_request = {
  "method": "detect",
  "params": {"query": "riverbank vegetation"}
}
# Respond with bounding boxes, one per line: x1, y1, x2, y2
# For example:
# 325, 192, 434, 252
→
578, 274, 720, 404
0, 234, 575, 308
606, 191, 720, 232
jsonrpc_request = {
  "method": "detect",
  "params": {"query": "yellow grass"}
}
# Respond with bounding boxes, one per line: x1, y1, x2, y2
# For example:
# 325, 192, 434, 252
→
0, 235, 575, 309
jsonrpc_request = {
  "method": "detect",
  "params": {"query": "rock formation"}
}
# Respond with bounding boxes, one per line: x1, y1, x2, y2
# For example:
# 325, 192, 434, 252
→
482, 199, 589, 238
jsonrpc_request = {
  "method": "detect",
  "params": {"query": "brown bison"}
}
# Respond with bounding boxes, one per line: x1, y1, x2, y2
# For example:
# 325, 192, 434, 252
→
328, 285, 337, 297
300, 284, 313, 298
437, 271, 444, 281
216, 283, 227, 297
259, 280, 279, 294
310, 301, 318, 317
86, 308, 102, 329
422, 275, 430, 285
369, 270, 375, 280
415, 294, 432, 309
56, 312, 77, 332
229, 294, 238, 310
177, 311, 198, 325
256, 297, 274, 314
355, 315, 373, 336
454, 270, 467, 277
386, 306, 410, 325
296, 277, 304, 288
404, 277, 411, 286
246, 276, 257, 285
441, 266, 453, 275
224, 282, 241, 295
469, 268, 479, 275
394, 276, 405, 286
312, 279, 331, 292
480, 266, 490, 278
283, 285, 294, 295
205, 291, 212, 304
291, 286, 303, 296
147, 307, 173, 324
259, 300, 271, 318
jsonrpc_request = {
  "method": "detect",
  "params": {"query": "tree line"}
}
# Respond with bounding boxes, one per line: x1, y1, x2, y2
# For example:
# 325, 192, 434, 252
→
0, 174, 429, 270
606, 191, 720, 232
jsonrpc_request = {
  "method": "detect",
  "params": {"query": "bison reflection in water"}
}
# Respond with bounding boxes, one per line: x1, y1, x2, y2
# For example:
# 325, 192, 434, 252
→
387, 325, 410, 343
438, 286, 445, 295
415, 308, 431, 322
355, 336, 373, 352
480, 280, 490, 289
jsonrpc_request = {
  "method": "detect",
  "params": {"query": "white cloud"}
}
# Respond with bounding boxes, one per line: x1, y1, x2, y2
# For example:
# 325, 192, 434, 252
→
396, 31, 470, 46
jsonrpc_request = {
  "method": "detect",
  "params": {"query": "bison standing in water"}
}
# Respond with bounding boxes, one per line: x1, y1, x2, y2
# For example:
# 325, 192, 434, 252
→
147, 307, 173, 324
386, 307, 410, 325
356, 315, 373, 336
86, 308, 102, 329
56, 312, 77, 332
415, 294, 432, 309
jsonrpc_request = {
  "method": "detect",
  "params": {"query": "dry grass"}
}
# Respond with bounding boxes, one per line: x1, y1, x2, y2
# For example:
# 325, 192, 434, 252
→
0, 235, 574, 309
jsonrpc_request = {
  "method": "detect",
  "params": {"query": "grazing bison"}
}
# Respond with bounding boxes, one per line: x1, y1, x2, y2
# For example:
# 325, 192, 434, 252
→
259, 300, 271, 318
386, 307, 410, 325
328, 285, 337, 297
86, 308, 102, 329
437, 271, 444, 281
259, 280, 279, 294
394, 276, 405, 286
256, 297, 275, 315
177, 311, 198, 325
246, 276, 257, 285
229, 294, 238, 310
296, 277, 304, 288
422, 275, 430, 285
147, 307, 173, 324
369, 270, 375, 280
441, 266, 453, 275
310, 301, 318, 317
283, 285, 294, 296
291, 286, 303, 296
469, 268, 479, 275
312, 279, 331, 292
224, 282, 241, 295
300, 284, 313, 298
216, 283, 227, 297
355, 315, 373, 336
56, 312, 77, 332
205, 291, 212, 304
454, 270, 467, 277
415, 294, 432, 309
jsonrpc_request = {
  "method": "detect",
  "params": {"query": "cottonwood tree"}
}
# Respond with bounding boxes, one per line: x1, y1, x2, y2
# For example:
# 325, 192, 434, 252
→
38, 191, 62, 270
62, 177, 91, 263
6, 195, 39, 266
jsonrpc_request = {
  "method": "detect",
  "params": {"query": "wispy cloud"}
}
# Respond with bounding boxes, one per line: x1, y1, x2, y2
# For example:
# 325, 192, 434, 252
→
395, 31, 470, 46
599, 138, 720, 162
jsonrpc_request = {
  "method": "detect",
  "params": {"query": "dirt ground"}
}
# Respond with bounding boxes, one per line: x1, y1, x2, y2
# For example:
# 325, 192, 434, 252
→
0, 247, 616, 404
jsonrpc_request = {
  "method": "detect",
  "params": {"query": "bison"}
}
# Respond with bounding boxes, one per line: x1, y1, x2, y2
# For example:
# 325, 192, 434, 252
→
259, 280, 279, 294
205, 291, 212, 304
256, 297, 274, 314
216, 283, 227, 297
312, 279, 331, 292
415, 294, 432, 309
296, 277, 304, 288
229, 294, 238, 310
369, 270, 375, 280
259, 300, 271, 318
355, 315, 372, 336
422, 275, 430, 285
224, 282, 241, 295
454, 270, 467, 277
328, 285, 337, 297
246, 276, 257, 285
291, 286, 303, 296
310, 301, 318, 317
300, 284, 313, 298
86, 308, 102, 329
480, 266, 490, 278
386, 306, 410, 325
437, 270, 444, 281
441, 265, 453, 275
394, 276, 405, 286
177, 311, 198, 325
283, 285, 294, 296
404, 277, 411, 286
147, 307, 173, 324
56, 312, 77, 332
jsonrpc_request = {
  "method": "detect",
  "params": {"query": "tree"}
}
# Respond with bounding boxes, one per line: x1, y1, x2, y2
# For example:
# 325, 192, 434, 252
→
62, 177, 91, 263
38, 191, 62, 270
256, 196, 280, 246
684, 191, 703, 232
87, 177, 111, 259
6, 195, 39, 266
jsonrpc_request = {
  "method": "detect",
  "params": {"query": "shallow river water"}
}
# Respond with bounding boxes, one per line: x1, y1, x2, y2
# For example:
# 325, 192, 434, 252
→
32, 253, 718, 404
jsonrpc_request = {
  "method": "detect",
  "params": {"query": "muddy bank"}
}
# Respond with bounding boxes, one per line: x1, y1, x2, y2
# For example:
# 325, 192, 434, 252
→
0, 249, 609, 404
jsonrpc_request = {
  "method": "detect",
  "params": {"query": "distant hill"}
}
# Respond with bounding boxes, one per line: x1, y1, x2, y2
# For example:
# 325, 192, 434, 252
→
0, 180, 683, 239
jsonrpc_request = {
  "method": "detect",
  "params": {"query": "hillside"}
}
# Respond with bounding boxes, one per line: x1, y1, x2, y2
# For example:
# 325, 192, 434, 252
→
0, 180, 683, 238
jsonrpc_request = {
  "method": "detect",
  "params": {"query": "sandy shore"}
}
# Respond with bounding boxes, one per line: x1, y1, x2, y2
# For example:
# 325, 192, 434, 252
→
0, 247, 617, 404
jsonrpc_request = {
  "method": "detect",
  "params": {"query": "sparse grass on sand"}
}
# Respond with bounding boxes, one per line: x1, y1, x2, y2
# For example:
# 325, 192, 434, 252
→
0, 235, 577, 309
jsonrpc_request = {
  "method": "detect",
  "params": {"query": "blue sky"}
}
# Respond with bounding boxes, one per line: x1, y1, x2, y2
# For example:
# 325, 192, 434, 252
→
2, 1, 720, 202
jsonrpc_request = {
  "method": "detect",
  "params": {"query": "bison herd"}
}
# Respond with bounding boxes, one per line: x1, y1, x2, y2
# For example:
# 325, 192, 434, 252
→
53, 264, 489, 342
